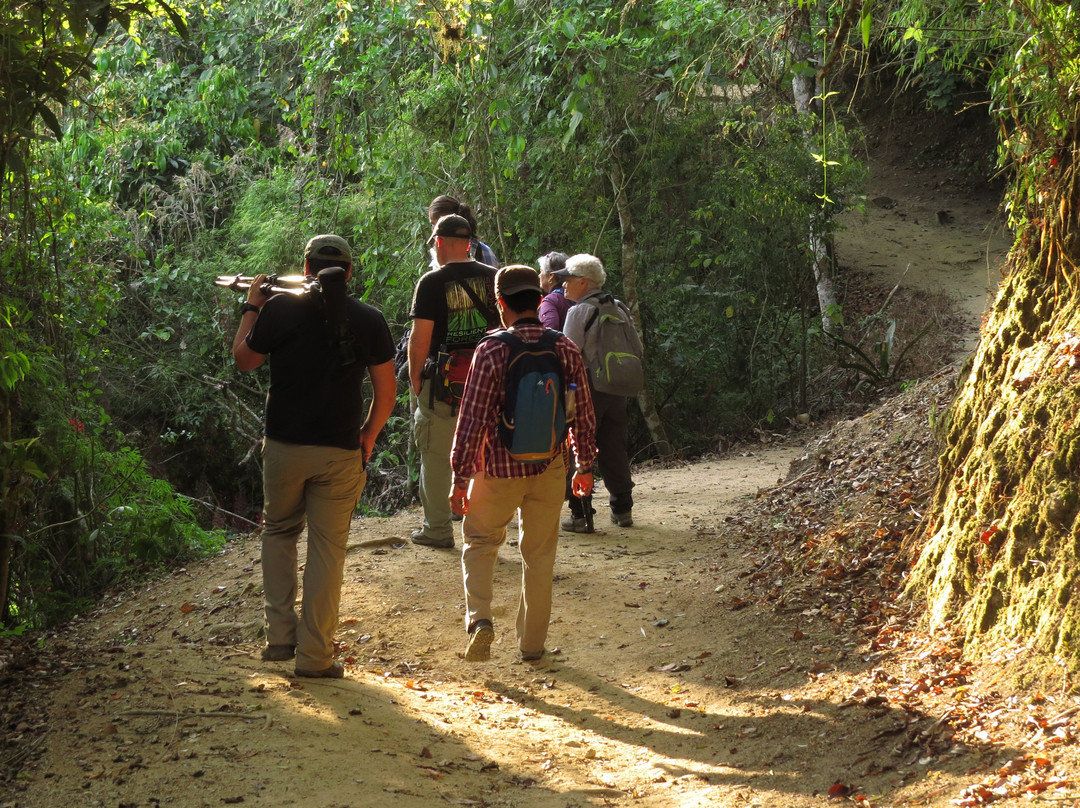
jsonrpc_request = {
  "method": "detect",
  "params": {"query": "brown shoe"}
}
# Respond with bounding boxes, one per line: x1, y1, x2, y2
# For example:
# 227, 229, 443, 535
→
261, 644, 296, 662
464, 621, 494, 662
295, 660, 345, 679
411, 528, 455, 548
561, 516, 593, 533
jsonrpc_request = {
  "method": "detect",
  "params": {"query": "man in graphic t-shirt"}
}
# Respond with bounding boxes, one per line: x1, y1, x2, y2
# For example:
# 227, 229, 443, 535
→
407, 214, 497, 548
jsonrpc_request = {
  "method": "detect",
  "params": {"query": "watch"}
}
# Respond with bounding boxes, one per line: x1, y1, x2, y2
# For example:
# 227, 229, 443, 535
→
240, 303, 260, 316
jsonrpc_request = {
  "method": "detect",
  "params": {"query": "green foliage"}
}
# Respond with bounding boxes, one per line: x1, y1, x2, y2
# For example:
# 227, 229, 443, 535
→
0, 0, 186, 175
828, 318, 934, 386
0, 261, 223, 628
631, 104, 862, 438
12, 403, 225, 628
1, 0, 881, 625
0, 302, 34, 392
359, 401, 416, 516
883, 0, 1079, 257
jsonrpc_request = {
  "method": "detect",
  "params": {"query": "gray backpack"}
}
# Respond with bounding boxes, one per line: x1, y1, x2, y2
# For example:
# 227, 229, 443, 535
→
582, 294, 645, 397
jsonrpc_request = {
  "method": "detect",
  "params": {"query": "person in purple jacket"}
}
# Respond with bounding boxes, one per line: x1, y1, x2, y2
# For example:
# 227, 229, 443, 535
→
537, 251, 573, 330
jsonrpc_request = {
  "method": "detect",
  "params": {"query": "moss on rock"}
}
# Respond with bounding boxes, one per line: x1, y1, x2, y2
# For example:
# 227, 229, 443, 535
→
909, 259, 1080, 665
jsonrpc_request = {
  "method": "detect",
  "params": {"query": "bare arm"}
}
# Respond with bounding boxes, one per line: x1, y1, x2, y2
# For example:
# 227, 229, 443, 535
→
408, 318, 435, 395
232, 274, 270, 371
359, 360, 397, 464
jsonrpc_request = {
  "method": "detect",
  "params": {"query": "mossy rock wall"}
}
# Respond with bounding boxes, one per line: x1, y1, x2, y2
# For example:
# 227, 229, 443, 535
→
911, 263, 1080, 662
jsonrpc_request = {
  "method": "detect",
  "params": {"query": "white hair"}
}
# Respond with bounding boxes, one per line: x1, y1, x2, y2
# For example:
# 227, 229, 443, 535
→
565, 253, 606, 289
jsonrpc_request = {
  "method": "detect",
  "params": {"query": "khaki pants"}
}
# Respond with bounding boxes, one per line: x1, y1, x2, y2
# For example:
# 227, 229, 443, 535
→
461, 456, 566, 656
261, 438, 366, 671
413, 378, 458, 541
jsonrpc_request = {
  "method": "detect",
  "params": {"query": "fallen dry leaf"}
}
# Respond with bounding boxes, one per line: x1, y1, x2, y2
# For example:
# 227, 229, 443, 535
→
828, 782, 852, 798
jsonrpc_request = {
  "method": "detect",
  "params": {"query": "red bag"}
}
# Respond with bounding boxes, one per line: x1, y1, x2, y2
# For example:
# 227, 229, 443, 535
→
430, 348, 475, 412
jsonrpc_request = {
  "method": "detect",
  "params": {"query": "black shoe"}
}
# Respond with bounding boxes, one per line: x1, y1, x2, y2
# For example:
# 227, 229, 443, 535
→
261, 644, 296, 662
295, 660, 345, 679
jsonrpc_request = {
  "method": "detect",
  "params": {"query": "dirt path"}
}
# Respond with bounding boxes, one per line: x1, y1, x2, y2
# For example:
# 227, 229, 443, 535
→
16, 450, 816, 808
11, 424, 1043, 808
836, 102, 1011, 358
4, 109, 1036, 808
835, 155, 1010, 358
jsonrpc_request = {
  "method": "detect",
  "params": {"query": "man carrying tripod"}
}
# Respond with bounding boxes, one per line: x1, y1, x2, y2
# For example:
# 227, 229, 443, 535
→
232, 234, 396, 679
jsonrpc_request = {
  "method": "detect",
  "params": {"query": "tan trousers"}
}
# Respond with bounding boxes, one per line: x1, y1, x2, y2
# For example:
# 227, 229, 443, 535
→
413, 379, 458, 541
261, 438, 366, 671
461, 456, 566, 656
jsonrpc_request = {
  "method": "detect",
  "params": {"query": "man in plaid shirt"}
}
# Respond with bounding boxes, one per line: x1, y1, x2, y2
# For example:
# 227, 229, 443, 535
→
449, 265, 597, 663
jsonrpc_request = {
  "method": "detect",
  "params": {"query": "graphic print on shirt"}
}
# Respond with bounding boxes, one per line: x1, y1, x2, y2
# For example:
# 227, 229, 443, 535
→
444, 276, 492, 349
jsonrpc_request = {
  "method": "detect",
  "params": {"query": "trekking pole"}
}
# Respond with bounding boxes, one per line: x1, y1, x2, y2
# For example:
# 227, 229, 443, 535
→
583, 493, 594, 533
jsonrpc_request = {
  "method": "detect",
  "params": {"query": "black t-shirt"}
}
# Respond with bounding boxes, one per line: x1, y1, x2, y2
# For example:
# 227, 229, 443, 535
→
409, 260, 498, 355
246, 289, 395, 450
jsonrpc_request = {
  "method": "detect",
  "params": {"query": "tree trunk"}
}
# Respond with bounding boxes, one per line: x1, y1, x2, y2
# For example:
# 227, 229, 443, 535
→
789, 5, 840, 336
609, 154, 673, 459
907, 122, 1080, 662
0, 397, 12, 626
0, 529, 9, 627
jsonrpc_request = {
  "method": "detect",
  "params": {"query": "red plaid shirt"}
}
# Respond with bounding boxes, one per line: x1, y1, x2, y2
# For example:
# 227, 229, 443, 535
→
451, 320, 597, 487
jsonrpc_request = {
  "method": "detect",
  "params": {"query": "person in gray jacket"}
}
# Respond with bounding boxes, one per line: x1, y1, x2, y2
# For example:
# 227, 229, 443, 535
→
557, 254, 639, 529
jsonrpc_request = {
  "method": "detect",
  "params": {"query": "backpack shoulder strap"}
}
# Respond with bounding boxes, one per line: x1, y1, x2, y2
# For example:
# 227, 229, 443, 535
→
582, 295, 611, 333
482, 328, 525, 353
487, 328, 563, 354
539, 328, 561, 348
454, 277, 495, 323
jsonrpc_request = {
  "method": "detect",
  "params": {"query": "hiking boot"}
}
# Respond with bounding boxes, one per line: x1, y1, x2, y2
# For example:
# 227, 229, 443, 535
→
465, 620, 494, 662
611, 510, 633, 528
295, 660, 345, 679
411, 528, 455, 548
261, 644, 295, 662
561, 515, 593, 533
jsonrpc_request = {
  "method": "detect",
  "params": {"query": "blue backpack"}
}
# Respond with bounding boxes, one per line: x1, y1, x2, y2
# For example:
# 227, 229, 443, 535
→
486, 329, 568, 463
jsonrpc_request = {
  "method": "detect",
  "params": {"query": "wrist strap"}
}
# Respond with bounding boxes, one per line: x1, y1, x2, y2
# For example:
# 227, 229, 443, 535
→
240, 302, 260, 315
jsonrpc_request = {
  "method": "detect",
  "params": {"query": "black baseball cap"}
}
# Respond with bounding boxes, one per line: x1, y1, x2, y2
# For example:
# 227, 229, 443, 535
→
429, 214, 473, 242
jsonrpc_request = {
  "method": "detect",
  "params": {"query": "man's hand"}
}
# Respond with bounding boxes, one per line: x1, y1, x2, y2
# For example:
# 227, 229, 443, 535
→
246, 274, 272, 309
449, 480, 470, 516
571, 471, 593, 498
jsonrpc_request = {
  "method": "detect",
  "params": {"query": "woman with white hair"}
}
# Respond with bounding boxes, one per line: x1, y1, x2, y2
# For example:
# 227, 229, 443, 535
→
537, 251, 572, 330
